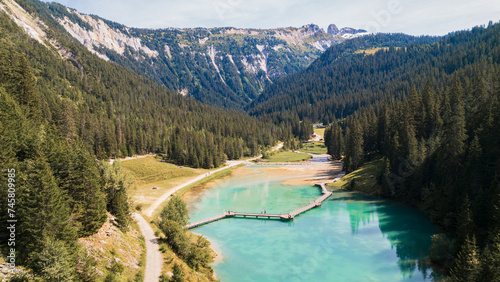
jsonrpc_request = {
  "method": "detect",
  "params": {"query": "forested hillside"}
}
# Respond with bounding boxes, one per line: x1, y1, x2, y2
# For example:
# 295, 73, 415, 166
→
323, 23, 500, 279
250, 31, 485, 123
15, 0, 366, 109
0, 32, 132, 280
0, 0, 286, 278
0, 2, 285, 169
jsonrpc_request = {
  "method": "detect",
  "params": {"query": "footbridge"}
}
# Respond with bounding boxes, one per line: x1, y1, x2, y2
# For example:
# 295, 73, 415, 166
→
185, 183, 332, 229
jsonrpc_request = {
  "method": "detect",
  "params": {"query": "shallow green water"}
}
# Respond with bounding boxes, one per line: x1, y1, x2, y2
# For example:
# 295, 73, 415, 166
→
185, 166, 438, 281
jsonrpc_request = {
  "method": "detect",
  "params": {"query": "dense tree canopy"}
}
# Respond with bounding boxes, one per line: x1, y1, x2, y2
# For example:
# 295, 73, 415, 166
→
322, 22, 500, 278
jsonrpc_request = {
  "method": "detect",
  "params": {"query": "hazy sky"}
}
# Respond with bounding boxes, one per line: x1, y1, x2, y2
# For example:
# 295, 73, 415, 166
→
43, 0, 500, 35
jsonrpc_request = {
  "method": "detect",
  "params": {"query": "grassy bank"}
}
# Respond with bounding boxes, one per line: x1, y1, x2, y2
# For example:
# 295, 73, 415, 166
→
300, 141, 328, 154
260, 151, 312, 162
328, 158, 384, 195
177, 164, 245, 197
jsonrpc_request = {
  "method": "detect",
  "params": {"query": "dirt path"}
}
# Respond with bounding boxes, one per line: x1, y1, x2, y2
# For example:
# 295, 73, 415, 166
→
133, 213, 162, 282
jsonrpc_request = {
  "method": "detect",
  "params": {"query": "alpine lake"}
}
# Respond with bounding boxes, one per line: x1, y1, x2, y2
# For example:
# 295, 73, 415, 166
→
183, 161, 439, 282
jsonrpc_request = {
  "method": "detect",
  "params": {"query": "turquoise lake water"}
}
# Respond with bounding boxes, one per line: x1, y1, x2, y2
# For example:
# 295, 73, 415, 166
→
184, 165, 439, 281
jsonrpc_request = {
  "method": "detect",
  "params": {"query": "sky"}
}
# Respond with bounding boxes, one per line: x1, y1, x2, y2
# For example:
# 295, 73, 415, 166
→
43, 0, 500, 35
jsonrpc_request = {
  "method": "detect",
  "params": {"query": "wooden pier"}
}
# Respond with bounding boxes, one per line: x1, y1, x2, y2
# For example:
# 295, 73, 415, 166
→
185, 182, 332, 229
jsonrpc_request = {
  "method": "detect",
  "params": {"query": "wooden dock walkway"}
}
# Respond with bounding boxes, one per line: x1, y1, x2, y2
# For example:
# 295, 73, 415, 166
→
186, 182, 333, 229
289, 183, 332, 218
185, 212, 231, 229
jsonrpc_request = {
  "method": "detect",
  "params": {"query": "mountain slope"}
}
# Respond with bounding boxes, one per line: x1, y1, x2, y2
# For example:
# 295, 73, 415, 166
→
0, 0, 289, 279
17, 0, 366, 109
1, 0, 286, 167
248, 33, 452, 122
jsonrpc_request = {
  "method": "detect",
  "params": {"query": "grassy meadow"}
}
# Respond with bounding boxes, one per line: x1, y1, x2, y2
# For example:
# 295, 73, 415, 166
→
314, 126, 325, 138
300, 141, 328, 154
260, 151, 312, 162
119, 156, 210, 211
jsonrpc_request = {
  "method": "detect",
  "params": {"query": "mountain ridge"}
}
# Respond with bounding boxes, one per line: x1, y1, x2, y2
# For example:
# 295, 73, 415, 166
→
11, 0, 366, 109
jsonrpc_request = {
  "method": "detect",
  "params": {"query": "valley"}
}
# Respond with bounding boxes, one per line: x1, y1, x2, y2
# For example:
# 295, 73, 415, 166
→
40, 1, 367, 109
0, 0, 499, 281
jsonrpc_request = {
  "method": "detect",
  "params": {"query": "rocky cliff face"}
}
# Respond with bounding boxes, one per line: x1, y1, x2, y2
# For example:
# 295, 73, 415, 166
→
56, 11, 158, 61
2, 0, 366, 109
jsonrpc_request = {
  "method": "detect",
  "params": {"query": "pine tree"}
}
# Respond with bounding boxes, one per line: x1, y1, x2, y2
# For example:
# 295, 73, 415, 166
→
408, 87, 423, 132
171, 263, 185, 282
15, 56, 40, 118
438, 79, 467, 178
61, 146, 107, 237
16, 155, 77, 262
299, 118, 313, 141
344, 121, 364, 172
421, 82, 441, 139
480, 232, 500, 281
99, 161, 131, 228
450, 235, 481, 282
399, 115, 418, 166
455, 196, 474, 246
325, 124, 343, 159
0, 89, 25, 159
376, 105, 390, 155
29, 237, 76, 281
448, 79, 467, 155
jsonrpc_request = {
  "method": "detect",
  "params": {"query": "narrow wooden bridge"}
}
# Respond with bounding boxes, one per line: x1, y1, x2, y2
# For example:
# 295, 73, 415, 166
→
185, 183, 333, 229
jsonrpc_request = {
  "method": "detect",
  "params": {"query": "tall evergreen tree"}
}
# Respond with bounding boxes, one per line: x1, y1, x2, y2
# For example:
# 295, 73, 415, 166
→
480, 232, 500, 281
16, 155, 77, 262
450, 235, 481, 282
376, 105, 390, 155
438, 79, 467, 178
99, 161, 131, 228
60, 146, 107, 237
29, 237, 76, 281
344, 121, 364, 172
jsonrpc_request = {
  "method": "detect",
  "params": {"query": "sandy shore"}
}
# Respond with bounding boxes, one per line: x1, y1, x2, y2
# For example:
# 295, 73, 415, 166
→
257, 154, 343, 185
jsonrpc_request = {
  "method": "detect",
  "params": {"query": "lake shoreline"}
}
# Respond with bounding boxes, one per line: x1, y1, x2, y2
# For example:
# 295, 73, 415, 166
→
183, 154, 344, 278
183, 153, 440, 281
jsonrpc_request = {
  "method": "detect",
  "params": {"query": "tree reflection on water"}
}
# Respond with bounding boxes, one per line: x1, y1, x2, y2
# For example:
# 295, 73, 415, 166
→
329, 190, 438, 280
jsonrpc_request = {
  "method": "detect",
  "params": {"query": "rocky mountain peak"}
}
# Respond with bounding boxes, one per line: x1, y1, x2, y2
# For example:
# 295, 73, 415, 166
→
327, 24, 339, 35
301, 24, 324, 33
327, 23, 368, 38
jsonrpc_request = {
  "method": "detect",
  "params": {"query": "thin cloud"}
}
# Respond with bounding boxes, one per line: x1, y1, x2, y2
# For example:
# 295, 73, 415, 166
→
43, 0, 500, 35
